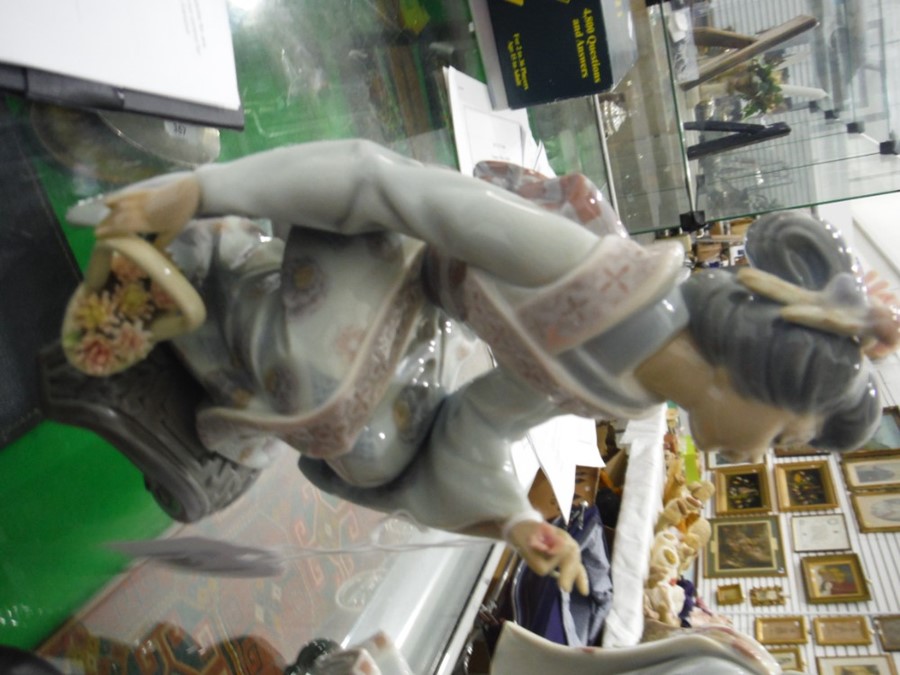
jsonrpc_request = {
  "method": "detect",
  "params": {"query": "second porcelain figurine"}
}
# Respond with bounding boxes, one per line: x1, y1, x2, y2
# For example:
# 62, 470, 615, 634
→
64, 139, 895, 588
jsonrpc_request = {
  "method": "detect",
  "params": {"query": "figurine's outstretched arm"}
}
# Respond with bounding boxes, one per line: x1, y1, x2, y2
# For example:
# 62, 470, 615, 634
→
301, 363, 589, 594
302, 456, 587, 595
99, 140, 598, 287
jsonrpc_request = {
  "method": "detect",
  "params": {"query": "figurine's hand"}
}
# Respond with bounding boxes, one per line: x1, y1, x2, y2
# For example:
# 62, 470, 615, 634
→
507, 520, 589, 595
96, 175, 201, 249
863, 269, 899, 307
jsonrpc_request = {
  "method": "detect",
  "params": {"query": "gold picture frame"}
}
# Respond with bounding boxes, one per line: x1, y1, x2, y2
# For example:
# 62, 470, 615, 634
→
875, 615, 900, 651
842, 452, 900, 491
773, 444, 828, 458
713, 464, 771, 516
817, 656, 898, 675
749, 586, 785, 606
850, 489, 900, 533
813, 616, 872, 645
852, 406, 900, 453
715, 583, 744, 605
754, 616, 808, 645
774, 460, 838, 511
800, 553, 870, 604
766, 647, 804, 672
705, 516, 786, 578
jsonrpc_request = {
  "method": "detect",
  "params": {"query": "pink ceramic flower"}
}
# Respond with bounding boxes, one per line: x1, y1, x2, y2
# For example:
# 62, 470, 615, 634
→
110, 252, 148, 284
71, 332, 117, 376
112, 321, 153, 362
150, 280, 176, 311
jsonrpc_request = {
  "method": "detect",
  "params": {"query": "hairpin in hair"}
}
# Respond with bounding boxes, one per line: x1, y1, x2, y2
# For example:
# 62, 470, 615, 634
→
736, 267, 900, 359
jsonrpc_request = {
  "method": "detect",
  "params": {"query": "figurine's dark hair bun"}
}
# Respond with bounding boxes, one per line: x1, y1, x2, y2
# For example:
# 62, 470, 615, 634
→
744, 210, 862, 292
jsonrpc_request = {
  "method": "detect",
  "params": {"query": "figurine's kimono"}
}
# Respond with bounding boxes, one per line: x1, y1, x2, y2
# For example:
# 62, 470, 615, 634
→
109, 141, 686, 536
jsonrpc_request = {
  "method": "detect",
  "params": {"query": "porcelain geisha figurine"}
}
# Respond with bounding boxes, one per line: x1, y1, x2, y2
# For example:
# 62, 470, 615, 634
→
64, 139, 896, 590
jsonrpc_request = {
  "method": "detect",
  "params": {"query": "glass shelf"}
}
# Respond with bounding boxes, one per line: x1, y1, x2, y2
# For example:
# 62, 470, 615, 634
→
633, 0, 900, 228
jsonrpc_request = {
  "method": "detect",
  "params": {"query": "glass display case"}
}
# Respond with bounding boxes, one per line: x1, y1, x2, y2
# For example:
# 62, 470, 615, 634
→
643, 0, 900, 229
2, 1, 900, 673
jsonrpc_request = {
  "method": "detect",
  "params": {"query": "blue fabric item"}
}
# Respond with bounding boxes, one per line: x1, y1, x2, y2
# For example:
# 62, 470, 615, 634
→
677, 577, 696, 627
511, 504, 614, 647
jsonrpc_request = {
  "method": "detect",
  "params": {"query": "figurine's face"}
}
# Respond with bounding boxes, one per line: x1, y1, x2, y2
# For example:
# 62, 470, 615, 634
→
688, 367, 821, 463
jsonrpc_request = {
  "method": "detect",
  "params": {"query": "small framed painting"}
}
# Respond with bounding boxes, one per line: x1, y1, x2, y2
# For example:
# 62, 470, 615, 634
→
817, 656, 897, 675
705, 516, 786, 578
875, 615, 900, 651
749, 586, 785, 607
854, 406, 900, 452
715, 583, 744, 605
766, 647, 804, 672
774, 460, 838, 511
800, 553, 870, 604
850, 489, 900, 533
713, 464, 771, 516
812, 616, 871, 646
790, 514, 851, 552
843, 452, 900, 491
754, 616, 808, 645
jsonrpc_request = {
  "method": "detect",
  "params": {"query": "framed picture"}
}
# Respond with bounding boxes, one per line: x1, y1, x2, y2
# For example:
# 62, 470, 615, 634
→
705, 516, 786, 578
875, 615, 900, 651
706, 451, 738, 469
817, 655, 898, 675
813, 616, 872, 645
854, 406, 900, 452
850, 489, 900, 533
766, 647, 804, 672
715, 583, 744, 605
791, 514, 851, 552
774, 444, 828, 458
749, 586, 785, 606
800, 554, 870, 604
754, 616, 808, 645
843, 452, 900, 491
714, 464, 771, 515
774, 460, 838, 511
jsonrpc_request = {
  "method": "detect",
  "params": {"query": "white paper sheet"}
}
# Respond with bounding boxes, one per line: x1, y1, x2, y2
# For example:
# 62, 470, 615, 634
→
444, 66, 553, 178
0, 0, 240, 110
517, 416, 605, 524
